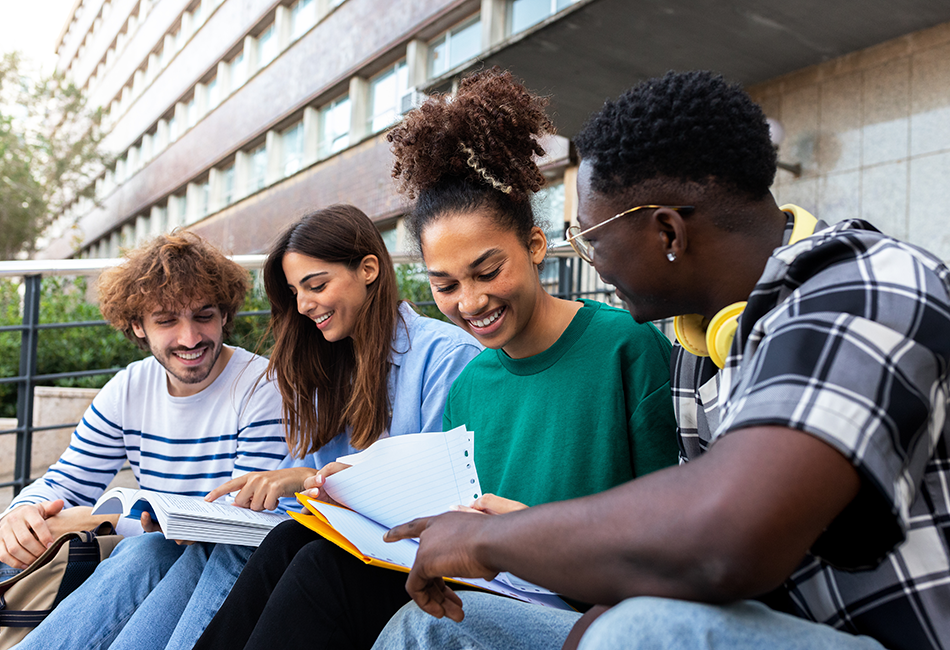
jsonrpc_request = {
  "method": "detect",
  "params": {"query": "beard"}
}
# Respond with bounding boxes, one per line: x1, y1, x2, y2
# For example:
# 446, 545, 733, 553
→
147, 337, 224, 387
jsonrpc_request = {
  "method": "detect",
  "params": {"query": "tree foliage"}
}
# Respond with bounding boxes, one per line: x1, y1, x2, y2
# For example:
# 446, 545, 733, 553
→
395, 263, 446, 322
0, 52, 108, 260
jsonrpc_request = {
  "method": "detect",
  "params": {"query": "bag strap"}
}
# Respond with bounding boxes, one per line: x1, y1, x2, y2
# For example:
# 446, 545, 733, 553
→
50, 533, 112, 609
0, 532, 87, 596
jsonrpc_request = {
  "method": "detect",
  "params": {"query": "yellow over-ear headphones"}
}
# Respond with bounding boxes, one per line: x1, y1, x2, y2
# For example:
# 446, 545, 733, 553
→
672, 205, 818, 368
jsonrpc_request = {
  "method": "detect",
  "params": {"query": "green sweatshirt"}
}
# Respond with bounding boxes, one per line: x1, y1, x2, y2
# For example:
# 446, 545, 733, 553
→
444, 299, 678, 507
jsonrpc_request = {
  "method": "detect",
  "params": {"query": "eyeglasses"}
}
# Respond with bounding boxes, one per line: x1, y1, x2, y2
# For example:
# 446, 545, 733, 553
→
564, 205, 694, 265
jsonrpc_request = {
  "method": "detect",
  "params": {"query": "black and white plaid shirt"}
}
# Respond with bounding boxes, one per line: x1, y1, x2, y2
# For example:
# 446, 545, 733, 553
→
672, 212, 950, 650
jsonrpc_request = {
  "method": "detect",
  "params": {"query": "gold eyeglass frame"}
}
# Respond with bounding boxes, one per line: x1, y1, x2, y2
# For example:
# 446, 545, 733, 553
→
563, 205, 694, 264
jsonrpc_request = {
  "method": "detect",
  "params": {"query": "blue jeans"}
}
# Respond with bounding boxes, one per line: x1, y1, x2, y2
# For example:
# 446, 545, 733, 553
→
16, 533, 185, 650
372, 592, 890, 650
158, 543, 253, 650
15, 533, 253, 650
0, 562, 22, 581
373, 591, 580, 650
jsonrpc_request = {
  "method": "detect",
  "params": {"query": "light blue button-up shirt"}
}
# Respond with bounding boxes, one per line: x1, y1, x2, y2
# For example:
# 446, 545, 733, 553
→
276, 302, 481, 511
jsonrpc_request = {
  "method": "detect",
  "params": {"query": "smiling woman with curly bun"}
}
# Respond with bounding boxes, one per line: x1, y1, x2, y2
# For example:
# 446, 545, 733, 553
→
195, 69, 678, 650
379, 67, 679, 640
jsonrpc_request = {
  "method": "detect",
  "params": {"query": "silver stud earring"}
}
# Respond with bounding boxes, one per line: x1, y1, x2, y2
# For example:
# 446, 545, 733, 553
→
667, 252, 677, 262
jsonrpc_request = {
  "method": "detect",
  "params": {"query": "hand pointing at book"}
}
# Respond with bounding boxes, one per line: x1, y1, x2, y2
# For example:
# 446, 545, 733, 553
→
204, 466, 319, 511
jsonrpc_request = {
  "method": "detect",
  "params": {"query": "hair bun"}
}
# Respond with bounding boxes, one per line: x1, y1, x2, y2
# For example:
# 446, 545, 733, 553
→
388, 67, 555, 200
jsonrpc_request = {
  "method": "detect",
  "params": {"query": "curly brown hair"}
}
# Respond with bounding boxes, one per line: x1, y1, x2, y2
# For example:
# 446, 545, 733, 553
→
97, 230, 250, 351
388, 67, 555, 246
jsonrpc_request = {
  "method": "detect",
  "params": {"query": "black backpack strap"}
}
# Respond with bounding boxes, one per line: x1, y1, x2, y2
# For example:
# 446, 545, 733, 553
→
50, 536, 107, 609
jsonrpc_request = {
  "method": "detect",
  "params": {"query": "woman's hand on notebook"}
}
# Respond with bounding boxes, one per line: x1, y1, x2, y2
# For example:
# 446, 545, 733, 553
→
300, 462, 352, 507
452, 494, 527, 516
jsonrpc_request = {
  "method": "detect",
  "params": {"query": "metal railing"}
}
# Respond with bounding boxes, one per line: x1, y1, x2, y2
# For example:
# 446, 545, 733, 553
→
0, 250, 620, 498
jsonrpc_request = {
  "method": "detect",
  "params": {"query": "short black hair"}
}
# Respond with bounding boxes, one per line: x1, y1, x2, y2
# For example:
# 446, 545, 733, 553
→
574, 71, 777, 200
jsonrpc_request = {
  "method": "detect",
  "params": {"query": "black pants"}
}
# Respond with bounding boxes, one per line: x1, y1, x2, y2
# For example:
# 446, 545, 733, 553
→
193, 519, 411, 650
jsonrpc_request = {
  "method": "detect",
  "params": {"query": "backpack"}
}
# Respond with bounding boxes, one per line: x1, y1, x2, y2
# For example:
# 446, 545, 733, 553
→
0, 522, 122, 649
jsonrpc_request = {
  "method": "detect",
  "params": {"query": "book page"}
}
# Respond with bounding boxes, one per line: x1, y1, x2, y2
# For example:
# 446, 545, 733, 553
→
144, 492, 287, 526
496, 572, 558, 596
309, 500, 420, 568
324, 426, 482, 530
91, 486, 139, 516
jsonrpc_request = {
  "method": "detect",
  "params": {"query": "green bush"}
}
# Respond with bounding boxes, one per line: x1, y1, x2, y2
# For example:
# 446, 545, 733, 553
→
0, 277, 148, 418
396, 263, 447, 322
0, 267, 448, 418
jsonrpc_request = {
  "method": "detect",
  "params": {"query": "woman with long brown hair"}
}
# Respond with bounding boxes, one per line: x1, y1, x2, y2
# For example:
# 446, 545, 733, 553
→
154, 204, 481, 650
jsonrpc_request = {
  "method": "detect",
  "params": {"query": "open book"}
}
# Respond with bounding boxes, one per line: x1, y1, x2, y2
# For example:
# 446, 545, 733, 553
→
92, 487, 288, 546
291, 426, 571, 610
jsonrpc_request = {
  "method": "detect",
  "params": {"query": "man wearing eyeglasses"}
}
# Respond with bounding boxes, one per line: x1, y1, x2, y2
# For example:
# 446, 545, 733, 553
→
372, 70, 950, 650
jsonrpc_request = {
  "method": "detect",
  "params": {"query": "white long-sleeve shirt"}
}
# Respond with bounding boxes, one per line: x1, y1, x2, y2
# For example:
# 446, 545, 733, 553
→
4, 346, 285, 515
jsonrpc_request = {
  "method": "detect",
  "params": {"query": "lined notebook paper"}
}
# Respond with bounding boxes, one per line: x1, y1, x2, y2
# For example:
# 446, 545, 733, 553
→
291, 427, 570, 610
324, 426, 482, 529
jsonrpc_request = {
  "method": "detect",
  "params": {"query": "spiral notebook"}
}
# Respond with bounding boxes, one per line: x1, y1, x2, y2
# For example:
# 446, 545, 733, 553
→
290, 426, 571, 609
321, 425, 483, 528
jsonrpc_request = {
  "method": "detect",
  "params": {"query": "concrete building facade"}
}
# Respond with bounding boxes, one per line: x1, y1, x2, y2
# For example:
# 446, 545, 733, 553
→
43, 0, 950, 261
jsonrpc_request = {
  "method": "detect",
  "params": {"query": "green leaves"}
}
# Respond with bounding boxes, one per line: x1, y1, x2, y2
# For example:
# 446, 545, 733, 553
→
395, 263, 446, 322
0, 276, 147, 418
0, 51, 108, 259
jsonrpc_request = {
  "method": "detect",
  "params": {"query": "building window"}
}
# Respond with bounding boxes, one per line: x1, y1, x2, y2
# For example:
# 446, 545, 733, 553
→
509, 0, 576, 35
369, 60, 408, 133
282, 121, 305, 176
168, 26, 181, 55
168, 194, 187, 228
152, 206, 168, 234
229, 50, 246, 91
207, 75, 220, 110
319, 95, 350, 158
185, 96, 197, 128
141, 133, 153, 162
221, 163, 236, 205
249, 144, 267, 192
380, 227, 398, 252
168, 113, 179, 141
291, 0, 317, 40
257, 24, 277, 69
533, 180, 566, 285
191, 2, 204, 27
195, 180, 210, 218
115, 156, 127, 183
428, 17, 481, 78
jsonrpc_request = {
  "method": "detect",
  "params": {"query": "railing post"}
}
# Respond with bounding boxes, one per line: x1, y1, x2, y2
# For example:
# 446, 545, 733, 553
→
557, 257, 573, 299
14, 275, 41, 496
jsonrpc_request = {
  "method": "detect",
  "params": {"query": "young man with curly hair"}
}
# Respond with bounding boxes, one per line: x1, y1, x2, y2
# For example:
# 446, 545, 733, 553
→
0, 231, 286, 649
373, 71, 950, 650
